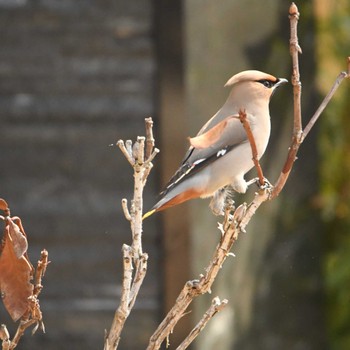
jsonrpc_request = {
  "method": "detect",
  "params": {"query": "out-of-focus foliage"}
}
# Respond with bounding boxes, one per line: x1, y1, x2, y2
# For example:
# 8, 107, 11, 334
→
315, 0, 350, 348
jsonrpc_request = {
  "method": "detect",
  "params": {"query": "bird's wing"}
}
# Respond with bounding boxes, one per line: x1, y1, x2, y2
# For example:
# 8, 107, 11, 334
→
160, 115, 248, 197
188, 115, 240, 149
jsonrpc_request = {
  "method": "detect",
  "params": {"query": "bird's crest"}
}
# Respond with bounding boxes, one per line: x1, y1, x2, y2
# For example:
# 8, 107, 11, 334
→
225, 70, 277, 87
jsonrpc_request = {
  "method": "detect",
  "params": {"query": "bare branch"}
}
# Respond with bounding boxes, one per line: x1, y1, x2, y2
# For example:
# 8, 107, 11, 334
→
128, 253, 148, 310
271, 5, 349, 199
33, 250, 49, 298
10, 319, 38, 349
289, 2, 302, 137
238, 109, 265, 186
133, 137, 145, 165
302, 70, 349, 141
104, 118, 158, 350
239, 191, 270, 233
2, 320, 34, 350
117, 140, 134, 166
125, 140, 133, 159
121, 199, 132, 221
145, 117, 155, 159
176, 297, 228, 350
104, 245, 133, 349
144, 148, 160, 167
0, 325, 10, 350
271, 2, 303, 199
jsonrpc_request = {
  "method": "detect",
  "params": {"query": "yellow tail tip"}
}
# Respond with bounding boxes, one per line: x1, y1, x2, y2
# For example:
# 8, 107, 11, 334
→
142, 209, 156, 220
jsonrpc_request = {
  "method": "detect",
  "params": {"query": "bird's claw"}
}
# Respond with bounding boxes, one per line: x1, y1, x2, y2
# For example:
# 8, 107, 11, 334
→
247, 177, 273, 191
258, 177, 273, 190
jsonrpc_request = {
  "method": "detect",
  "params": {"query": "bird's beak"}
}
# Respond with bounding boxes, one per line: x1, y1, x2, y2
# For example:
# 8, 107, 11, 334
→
274, 78, 288, 88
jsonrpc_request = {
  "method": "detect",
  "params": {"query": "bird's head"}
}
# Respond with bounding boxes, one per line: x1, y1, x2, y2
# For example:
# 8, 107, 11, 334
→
225, 70, 288, 103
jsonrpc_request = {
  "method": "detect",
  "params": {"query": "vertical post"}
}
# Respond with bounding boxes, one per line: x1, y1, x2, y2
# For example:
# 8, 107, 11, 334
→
153, 0, 192, 344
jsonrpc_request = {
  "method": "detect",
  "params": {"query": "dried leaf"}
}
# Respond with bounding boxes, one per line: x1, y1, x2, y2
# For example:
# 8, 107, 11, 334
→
7, 219, 28, 259
0, 198, 9, 211
0, 217, 34, 321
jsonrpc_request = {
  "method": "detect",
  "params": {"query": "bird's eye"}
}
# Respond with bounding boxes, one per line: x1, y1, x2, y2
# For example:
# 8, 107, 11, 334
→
257, 79, 274, 88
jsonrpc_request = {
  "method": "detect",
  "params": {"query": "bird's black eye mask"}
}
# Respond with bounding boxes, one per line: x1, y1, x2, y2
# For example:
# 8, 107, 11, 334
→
256, 79, 276, 88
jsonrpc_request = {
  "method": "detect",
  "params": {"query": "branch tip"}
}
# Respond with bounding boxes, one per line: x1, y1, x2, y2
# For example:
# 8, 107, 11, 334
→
289, 3, 299, 16
121, 199, 132, 221
144, 148, 160, 165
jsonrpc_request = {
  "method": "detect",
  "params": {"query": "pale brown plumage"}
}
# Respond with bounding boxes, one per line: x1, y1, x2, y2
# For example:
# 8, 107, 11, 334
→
143, 70, 287, 219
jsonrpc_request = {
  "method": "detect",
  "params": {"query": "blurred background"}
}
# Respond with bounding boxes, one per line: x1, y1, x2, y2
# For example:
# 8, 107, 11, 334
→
0, 0, 349, 349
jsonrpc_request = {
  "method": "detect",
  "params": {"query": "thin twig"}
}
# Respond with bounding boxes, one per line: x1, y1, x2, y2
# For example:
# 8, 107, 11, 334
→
117, 140, 134, 166
121, 199, 132, 221
125, 140, 133, 159
238, 109, 265, 186
289, 2, 302, 138
10, 320, 37, 349
142, 162, 154, 184
134, 137, 145, 165
33, 250, 49, 298
271, 2, 303, 199
128, 253, 148, 309
144, 148, 160, 167
0, 325, 10, 350
271, 11, 349, 199
176, 297, 228, 350
145, 117, 155, 159
302, 70, 349, 140
104, 118, 158, 350
105, 245, 133, 349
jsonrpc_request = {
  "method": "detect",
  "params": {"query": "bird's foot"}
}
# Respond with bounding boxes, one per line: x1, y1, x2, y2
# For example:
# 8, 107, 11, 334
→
247, 177, 273, 191
259, 177, 273, 191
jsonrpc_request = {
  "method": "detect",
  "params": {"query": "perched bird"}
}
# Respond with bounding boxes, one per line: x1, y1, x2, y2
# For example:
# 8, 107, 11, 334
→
143, 70, 287, 219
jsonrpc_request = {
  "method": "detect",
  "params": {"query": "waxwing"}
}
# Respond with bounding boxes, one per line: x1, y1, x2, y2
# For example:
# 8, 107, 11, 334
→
143, 70, 287, 219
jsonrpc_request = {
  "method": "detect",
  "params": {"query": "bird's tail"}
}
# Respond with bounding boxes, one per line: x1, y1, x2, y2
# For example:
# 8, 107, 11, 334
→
142, 187, 201, 220
142, 209, 156, 220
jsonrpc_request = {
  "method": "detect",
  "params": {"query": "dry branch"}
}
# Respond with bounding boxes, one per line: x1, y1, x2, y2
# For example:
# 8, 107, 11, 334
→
270, 2, 303, 198
0, 326, 10, 350
271, 5, 349, 199
176, 297, 228, 350
302, 68, 349, 140
238, 109, 265, 186
104, 118, 158, 350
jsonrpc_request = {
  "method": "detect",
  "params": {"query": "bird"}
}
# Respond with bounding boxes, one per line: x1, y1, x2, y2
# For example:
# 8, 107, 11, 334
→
143, 70, 287, 219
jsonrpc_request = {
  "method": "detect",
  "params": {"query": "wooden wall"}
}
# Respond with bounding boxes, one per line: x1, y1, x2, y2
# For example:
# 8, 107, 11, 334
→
0, 1, 160, 349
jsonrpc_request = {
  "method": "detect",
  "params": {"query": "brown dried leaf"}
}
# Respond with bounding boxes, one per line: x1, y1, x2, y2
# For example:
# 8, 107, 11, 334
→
0, 198, 9, 211
0, 217, 34, 321
7, 218, 28, 259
